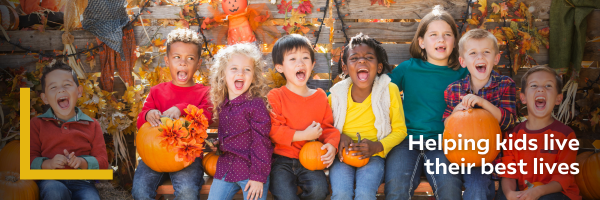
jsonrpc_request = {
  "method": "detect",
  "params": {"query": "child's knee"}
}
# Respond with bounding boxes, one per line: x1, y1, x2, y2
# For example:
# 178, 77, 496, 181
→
174, 186, 200, 200
39, 181, 69, 200
302, 179, 329, 199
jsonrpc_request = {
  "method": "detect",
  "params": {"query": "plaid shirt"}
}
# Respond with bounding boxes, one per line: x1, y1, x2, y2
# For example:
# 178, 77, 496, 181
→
443, 70, 517, 179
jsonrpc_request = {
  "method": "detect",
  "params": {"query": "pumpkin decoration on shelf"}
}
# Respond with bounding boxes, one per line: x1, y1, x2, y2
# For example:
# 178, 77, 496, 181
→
523, 180, 544, 191
341, 133, 370, 168
207, 0, 280, 45
136, 105, 209, 173
443, 108, 501, 167
202, 139, 220, 177
0, 5, 19, 31
0, 140, 20, 173
220, 0, 256, 44
0, 171, 39, 200
575, 147, 600, 199
299, 141, 328, 171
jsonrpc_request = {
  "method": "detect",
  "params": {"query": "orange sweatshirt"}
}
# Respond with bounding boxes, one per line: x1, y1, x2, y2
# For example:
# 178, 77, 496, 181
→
501, 120, 581, 200
267, 86, 340, 159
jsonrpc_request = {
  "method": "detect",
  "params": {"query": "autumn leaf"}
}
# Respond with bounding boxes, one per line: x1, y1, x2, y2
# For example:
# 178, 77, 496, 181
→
466, 18, 479, 26
500, 2, 510, 18
289, 9, 306, 25
502, 27, 515, 40
477, 0, 487, 16
254, 11, 271, 23
591, 108, 600, 130
174, 140, 204, 164
507, 0, 517, 7
297, 0, 313, 14
31, 24, 45, 33
277, 0, 293, 14
152, 38, 166, 47
201, 17, 215, 30
298, 24, 310, 34
266, 68, 286, 88
491, 3, 500, 15
331, 47, 342, 62
175, 19, 190, 29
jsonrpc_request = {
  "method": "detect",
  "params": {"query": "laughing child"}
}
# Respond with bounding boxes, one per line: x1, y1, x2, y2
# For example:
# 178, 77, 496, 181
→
31, 61, 108, 200
499, 65, 580, 200
132, 28, 213, 200
267, 34, 340, 200
443, 28, 517, 200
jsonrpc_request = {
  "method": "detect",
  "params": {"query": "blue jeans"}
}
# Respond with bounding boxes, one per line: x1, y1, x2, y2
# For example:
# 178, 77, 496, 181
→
207, 174, 271, 200
132, 157, 205, 200
462, 167, 495, 200
38, 180, 99, 200
269, 155, 329, 200
330, 156, 385, 200
384, 139, 463, 200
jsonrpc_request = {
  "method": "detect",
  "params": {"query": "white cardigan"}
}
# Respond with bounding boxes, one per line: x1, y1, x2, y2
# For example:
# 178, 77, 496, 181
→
329, 74, 392, 140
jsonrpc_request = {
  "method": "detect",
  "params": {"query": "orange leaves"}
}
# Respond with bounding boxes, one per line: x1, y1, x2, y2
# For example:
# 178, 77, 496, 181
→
152, 38, 166, 47
175, 19, 190, 30
297, 0, 313, 14
157, 105, 209, 163
201, 17, 216, 30
277, 0, 293, 14
265, 68, 286, 88
174, 141, 204, 164
254, 11, 271, 23
158, 118, 187, 151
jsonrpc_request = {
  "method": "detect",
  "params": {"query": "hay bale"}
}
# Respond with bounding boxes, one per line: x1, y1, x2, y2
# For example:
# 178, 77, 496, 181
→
96, 181, 133, 200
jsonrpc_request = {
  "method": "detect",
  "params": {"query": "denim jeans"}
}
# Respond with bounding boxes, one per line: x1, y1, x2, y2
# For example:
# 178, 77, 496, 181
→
207, 174, 271, 200
329, 156, 385, 200
132, 157, 204, 200
269, 155, 329, 200
38, 180, 100, 200
384, 139, 463, 200
462, 167, 496, 200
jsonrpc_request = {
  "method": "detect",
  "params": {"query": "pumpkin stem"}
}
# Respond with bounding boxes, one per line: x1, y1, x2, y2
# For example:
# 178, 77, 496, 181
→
467, 108, 473, 113
5, 175, 18, 182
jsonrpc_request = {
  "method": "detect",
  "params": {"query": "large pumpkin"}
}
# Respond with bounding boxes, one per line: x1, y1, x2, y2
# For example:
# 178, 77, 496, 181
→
0, 140, 20, 173
202, 151, 219, 177
0, 171, 38, 200
575, 151, 600, 199
443, 108, 501, 167
136, 120, 190, 173
299, 141, 328, 171
341, 148, 369, 168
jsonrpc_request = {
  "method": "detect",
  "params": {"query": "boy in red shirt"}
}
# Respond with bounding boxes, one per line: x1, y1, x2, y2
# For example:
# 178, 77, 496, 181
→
267, 34, 340, 200
500, 65, 580, 200
31, 61, 108, 200
132, 28, 212, 200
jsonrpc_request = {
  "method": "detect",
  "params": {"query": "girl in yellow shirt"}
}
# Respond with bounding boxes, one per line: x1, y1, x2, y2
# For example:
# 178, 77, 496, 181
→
328, 33, 407, 200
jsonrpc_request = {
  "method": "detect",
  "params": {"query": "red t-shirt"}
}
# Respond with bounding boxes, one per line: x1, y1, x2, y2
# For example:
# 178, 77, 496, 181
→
137, 82, 213, 129
501, 120, 581, 200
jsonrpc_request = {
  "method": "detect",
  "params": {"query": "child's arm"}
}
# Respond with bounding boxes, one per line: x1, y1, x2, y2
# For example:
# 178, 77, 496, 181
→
378, 84, 407, 156
248, 100, 273, 183
171, 89, 213, 124
388, 63, 405, 91
85, 121, 109, 169
317, 102, 340, 166
500, 134, 523, 200
138, 89, 160, 128
497, 79, 517, 131
501, 177, 522, 200
517, 181, 562, 200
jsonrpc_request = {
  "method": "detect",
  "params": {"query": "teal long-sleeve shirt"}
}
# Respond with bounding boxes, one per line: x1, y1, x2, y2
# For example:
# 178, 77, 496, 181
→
388, 58, 468, 140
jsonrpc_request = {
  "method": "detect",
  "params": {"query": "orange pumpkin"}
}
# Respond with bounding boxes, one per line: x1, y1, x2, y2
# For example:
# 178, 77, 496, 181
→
341, 148, 369, 168
443, 108, 501, 167
136, 119, 191, 173
222, 0, 247, 15
202, 151, 219, 177
523, 180, 544, 191
0, 140, 20, 173
299, 141, 328, 171
0, 171, 38, 200
575, 151, 600, 199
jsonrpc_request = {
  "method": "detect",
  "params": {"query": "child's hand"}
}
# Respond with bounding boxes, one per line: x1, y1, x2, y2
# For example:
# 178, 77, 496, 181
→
451, 103, 468, 114
244, 180, 264, 200
63, 149, 87, 169
461, 94, 484, 108
517, 187, 542, 200
349, 139, 383, 160
162, 106, 181, 119
146, 109, 162, 127
338, 134, 353, 161
210, 140, 219, 152
505, 190, 524, 200
321, 143, 336, 168
43, 154, 68, 169
302, 121, 322, 141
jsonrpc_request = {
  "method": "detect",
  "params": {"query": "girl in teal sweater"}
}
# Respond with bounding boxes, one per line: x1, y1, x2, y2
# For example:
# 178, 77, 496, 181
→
384, 5, 468, 200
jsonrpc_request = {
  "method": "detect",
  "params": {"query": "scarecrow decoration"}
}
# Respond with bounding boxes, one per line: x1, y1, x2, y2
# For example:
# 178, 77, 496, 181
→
207, 0, 279, 45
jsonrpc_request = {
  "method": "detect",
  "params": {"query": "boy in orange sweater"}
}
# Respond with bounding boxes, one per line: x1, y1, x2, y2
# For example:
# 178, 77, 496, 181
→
132, 28, 212, 200
499, 65, 580, 200
31, 61, 108, 200
267, 34, 340, 200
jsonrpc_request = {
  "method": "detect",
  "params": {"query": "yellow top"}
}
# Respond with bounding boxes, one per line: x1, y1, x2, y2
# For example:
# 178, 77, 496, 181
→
328, 83, 407, 158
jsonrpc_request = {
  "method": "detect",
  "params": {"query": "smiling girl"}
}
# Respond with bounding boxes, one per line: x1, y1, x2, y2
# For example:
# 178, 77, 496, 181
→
328, 33, 407, 200
207, 43, 273, 200
384, 6, 468, 200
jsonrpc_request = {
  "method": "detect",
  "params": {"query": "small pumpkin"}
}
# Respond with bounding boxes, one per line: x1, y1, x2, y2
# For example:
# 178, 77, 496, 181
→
443, 108, 501, 167
341, 148, 369, 168
523, 180, 544, 191
202, 151, 219, 177
136, 118, 190, 173
299, 141, 328, 171
575, 151, 600, 199
0, 171, 39, 200
0, 140, 20, 173
221, 0, 247, 15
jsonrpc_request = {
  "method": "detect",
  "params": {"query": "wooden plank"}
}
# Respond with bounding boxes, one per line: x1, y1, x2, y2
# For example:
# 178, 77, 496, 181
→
0, 54, 101, 73
333, 21, 549, 43
587, 10, 600, 41
583, 42, 600, 62
337, 0, 549, 20
133, 0, 328, 19
0, 30, 96, 52
134, 25, 330, 46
